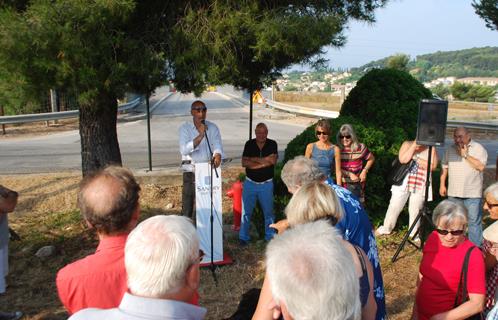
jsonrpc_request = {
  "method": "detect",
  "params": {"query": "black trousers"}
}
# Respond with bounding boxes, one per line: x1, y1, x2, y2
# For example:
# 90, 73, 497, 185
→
182, 172, 196, 221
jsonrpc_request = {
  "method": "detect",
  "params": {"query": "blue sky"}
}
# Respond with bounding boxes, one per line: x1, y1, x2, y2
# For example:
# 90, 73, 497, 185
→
322, 0, 498, 69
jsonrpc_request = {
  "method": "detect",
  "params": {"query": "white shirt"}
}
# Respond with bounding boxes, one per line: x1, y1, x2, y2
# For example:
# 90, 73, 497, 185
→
69, 292, 207, 320
442, 139, 488, 198
178, 120, 224, 172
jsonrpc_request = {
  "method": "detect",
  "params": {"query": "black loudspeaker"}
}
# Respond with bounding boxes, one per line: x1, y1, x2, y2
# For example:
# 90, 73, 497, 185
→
416, 99, 448, 146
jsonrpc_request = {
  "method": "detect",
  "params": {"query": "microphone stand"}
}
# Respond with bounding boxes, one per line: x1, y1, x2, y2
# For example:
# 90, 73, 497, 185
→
202, 120, 219, 285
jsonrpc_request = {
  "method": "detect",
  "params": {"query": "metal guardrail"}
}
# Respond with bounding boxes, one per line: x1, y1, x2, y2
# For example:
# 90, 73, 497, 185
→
265, 99, 497, 131
447, 120, 498, 131
265, 99, 339, 118
0, 97, 142, 125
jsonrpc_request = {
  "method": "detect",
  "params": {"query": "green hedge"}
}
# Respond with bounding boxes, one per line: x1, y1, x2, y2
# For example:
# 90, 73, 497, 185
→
281, 69, 435, 224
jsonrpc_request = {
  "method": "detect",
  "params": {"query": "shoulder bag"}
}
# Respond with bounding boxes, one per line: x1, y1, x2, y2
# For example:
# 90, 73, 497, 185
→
386, 158, 413, 186
454, 246, 484, 320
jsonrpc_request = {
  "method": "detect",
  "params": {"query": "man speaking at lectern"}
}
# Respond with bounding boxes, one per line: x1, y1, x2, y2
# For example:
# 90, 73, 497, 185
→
179, 100, 224, 220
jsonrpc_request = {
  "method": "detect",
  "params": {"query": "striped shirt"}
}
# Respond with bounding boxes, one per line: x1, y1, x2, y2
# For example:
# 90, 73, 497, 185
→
340, 143, 373, 184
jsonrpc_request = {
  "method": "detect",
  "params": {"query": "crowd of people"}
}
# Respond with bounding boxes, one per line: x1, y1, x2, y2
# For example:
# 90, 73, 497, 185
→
0, 99, 496, 320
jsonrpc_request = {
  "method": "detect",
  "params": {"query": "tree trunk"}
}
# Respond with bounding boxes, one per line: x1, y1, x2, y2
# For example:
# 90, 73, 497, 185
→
79, 91, 122, 176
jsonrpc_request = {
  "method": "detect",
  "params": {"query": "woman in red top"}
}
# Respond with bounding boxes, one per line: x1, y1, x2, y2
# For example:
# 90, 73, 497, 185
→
413, 200, 485, 320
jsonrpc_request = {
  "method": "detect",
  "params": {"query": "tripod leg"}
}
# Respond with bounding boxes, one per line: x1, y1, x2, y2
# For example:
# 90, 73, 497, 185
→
391, 208, 424, 263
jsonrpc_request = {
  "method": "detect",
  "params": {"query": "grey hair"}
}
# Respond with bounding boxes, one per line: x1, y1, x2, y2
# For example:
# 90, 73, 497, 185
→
336, 124, 359, 151
125, 215, 199, 298
266, 220, 361, 320
432, 199, 468, 227
281, 156, 326, 193
285, 181, 343, 226
484, 182, 498, 200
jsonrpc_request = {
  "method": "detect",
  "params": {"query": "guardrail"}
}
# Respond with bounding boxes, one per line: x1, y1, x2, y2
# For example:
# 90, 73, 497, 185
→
264, 99, 497, 131
447, 120, 498, 131
0, 97, 143, 125
265, 99, 339, 118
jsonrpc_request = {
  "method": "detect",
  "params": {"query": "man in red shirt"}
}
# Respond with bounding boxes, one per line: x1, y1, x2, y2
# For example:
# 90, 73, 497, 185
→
56, 166, 141, 314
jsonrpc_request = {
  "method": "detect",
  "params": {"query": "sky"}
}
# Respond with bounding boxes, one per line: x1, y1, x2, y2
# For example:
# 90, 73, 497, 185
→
321, 0, 498, 69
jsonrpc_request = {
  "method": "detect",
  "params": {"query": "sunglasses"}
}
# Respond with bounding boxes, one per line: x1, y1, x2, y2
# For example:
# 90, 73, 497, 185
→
316, 131, 329, 136
485, 200, 498, 208
340, 135, 352, 139
436, 228, 465, 236
192, 107, 207, 112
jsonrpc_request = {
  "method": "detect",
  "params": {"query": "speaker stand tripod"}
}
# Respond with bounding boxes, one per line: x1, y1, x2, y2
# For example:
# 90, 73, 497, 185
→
391, 145, 434, 263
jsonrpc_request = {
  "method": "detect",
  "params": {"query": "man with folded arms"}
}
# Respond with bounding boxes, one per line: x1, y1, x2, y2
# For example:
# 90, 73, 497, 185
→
69, 215, 206, 320
239, 122, 278, 245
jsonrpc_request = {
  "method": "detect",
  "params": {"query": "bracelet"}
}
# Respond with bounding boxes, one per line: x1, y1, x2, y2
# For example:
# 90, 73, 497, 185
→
363, 168, 369, 173
463, 153, 469, 159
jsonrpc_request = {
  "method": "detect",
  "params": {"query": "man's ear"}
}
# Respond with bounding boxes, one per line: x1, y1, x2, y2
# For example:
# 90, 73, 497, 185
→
130, 204, 140, 227
185, 262, 200, 291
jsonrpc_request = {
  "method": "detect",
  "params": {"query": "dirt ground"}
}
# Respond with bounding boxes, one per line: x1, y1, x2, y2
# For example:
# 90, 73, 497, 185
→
0, 104, 496, 319
1, 167, 494, 319
0, 167, 427, 320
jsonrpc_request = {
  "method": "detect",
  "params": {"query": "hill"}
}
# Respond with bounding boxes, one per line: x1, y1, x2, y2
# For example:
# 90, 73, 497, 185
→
350, 47, 498, 82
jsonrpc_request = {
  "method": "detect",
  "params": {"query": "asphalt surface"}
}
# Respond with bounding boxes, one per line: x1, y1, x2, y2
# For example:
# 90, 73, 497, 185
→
0, 88, 496, 174
0, 90, 309, 174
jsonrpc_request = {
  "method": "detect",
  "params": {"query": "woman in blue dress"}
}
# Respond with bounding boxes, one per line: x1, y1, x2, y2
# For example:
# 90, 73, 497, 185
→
304, 119, 342, 184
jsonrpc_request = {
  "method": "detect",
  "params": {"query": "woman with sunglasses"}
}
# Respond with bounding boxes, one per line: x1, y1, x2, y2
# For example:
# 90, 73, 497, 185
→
480, 182, 498, 316
412, 200, 485, 320
336, 124, 375, 203
304, 119, 342, 185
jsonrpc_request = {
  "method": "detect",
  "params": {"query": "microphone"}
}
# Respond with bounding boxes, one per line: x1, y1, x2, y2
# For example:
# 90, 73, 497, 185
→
201, 119, 207, 130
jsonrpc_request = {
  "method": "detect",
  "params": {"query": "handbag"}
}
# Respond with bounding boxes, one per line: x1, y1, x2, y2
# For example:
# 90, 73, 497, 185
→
453, 246, 484, 320
386, 158, 413, 186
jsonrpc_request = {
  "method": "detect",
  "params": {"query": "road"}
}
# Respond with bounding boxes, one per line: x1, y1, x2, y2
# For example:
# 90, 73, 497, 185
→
0, 89, 496, 174
0, 91, 309, 174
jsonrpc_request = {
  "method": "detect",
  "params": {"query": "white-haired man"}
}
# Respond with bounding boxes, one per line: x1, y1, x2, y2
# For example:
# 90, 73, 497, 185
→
69, 215, 206, 320
266, 220, 361, 320
279, 156, 386, 320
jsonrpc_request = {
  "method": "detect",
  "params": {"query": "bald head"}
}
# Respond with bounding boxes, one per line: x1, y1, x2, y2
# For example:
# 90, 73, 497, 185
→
78, 166, 141, 235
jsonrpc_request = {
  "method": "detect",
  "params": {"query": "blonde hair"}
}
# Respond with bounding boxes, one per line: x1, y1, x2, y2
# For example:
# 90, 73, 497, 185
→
285, 181, 343, 226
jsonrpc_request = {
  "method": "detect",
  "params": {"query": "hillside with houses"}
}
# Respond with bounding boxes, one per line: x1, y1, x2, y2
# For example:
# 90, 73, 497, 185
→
276, 47, 498, 103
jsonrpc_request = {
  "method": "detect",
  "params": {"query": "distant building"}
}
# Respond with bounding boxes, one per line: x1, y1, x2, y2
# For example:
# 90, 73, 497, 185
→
457, 77, 498, 86
424, 77, 456, 88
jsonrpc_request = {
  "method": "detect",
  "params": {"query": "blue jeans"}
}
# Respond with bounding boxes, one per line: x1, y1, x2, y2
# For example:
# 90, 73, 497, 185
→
239, 179, 275, 242
448, 197, 483, 246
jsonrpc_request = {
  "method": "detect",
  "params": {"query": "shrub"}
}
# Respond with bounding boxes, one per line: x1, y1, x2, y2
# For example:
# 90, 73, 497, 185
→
341, 68, 432, 141
281, 69, 435, 223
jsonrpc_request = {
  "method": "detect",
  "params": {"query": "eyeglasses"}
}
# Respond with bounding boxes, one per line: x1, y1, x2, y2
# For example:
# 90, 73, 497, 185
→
340, 135, 352, 139
198, 249, 205, 262
485, 200, 498, 208
192, 107, 207, 112
316, 131, 329, 136
436, 228, 465, 236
